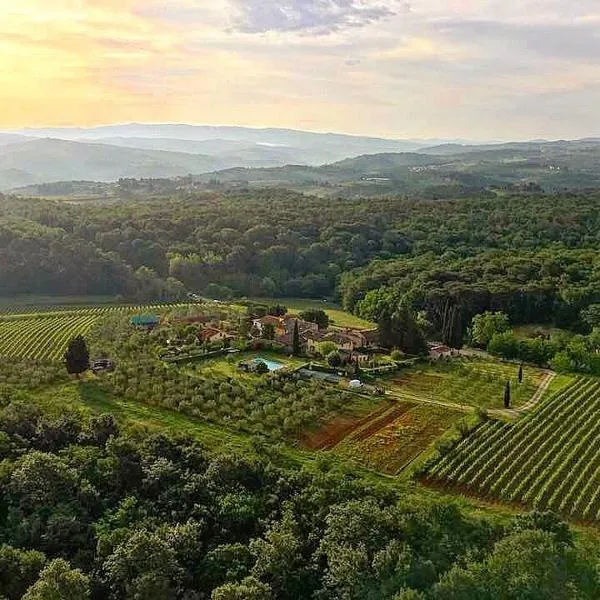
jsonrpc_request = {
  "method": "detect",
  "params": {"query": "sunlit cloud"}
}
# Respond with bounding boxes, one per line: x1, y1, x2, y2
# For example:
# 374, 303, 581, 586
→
0, 0, 599, 139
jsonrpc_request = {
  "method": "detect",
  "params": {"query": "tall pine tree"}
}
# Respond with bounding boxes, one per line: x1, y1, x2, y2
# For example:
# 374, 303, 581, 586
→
64, 335, 90, 377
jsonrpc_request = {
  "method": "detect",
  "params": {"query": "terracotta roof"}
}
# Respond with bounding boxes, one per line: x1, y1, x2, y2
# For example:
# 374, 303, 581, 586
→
258, 315, 284, 327
302, 330, 324, 341
198, 327, 226, 342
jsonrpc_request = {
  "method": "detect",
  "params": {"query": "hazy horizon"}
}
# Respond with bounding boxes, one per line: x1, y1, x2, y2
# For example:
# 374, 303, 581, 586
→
2, 122, 598, 146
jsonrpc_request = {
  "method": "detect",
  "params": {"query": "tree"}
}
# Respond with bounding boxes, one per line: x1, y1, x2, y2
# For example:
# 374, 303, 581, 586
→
379, 304, 427, 355
254, 361, 269, 375
327, 351, 342, 368
439, 301, 464, 349
164, 277, 186, 301
64, 336, 89, 377
488, 331, 519, 360
212, 577, 272, 600
580, 304, 600, 330
22, 559, 90, 600
433, 530, 584, 600
318, 341, 338, 357
292, 321, 301, 356
0, 545, 46, 600
299, 309, 329, 330
262, 323, 275, 340
471, 312, 510, 347
518, 364, 523, 384
267, 304, 287, 317
504, 380, 511, 409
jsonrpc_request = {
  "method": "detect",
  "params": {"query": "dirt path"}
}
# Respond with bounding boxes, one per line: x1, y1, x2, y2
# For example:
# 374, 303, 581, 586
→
510, 370, 555, 414
386, 369, 556, 421
386, 390, 474, 414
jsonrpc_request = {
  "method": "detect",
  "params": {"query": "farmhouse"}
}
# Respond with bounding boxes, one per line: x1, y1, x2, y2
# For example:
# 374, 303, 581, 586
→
198, 327, 231, 344
283, 316, 319, 335
303, 330, 325, 353
252, 315, 286, 336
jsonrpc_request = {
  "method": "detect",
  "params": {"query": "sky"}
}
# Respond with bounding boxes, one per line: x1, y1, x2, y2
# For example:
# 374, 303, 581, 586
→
1, 0, 600, 140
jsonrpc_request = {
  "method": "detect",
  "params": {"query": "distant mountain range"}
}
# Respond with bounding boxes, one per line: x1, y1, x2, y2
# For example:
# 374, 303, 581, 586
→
0, 124, 451, 190
2, 124, 600, 194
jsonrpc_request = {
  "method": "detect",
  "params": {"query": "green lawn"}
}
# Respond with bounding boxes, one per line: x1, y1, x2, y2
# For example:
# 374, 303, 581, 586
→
384, 358, 549, 410
513, 324, 572, 341
182, 350, 308, 380
244, 297, 375, 329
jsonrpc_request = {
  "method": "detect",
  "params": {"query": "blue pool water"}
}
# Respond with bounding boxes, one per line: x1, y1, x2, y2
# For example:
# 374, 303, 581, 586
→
252, 357, 284, 371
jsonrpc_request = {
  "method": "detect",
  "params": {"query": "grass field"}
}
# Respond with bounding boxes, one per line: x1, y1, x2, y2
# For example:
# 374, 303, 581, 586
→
385, 358, 547, 410
513, 324, 571, 341
423, 376, 600, 522
245, 297, 375, 329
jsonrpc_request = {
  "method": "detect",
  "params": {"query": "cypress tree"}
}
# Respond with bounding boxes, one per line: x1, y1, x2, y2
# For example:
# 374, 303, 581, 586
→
518, 364, 523, 384
504, 380, 511, 408
64, 335, 90, 378
292, 321, 301, 356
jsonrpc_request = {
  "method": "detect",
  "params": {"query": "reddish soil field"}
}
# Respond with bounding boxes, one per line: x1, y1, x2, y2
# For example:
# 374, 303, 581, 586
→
349, 403, 415, 443
335, 404, 461, 475
300, 402, 393, 450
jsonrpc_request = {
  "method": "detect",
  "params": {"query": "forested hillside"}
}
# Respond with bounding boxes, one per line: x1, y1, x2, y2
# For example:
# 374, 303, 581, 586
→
0, 382, 598, 599
1, 190, 599, 326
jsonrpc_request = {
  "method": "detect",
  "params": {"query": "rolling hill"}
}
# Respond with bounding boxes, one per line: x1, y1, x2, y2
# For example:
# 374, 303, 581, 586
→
192, 139, 600, 197
0, 138, 233, 189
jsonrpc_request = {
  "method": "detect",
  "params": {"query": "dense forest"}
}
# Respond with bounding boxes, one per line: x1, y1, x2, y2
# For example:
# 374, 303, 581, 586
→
0, 386, 599, 599
1, 189, 600, 338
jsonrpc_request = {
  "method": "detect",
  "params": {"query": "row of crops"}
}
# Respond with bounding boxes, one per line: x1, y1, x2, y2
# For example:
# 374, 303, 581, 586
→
0, 301, 199, 318
0, 314, 101, 360
0, 302, 200, 360
422, 376, 600, 521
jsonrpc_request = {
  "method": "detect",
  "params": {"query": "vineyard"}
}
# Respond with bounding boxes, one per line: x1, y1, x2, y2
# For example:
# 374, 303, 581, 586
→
422, 376, 600, 521
0, 302, 199, 360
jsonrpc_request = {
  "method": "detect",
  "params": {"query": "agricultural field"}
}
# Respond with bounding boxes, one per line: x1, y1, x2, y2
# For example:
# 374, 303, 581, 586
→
422, 376, 600, 522
0, 313, 101, 360
0, 302, 201, 360
385, 358, 547, 410
246, 297, 375, 329
302, 399, 461, 474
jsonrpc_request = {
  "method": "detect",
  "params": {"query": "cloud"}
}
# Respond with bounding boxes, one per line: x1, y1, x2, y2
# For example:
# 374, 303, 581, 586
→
229, 0, 398, 34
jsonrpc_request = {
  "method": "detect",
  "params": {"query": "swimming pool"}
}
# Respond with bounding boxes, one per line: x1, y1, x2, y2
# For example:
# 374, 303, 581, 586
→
252, 357, 284, 371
